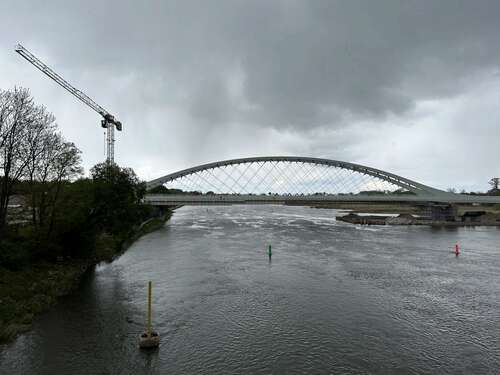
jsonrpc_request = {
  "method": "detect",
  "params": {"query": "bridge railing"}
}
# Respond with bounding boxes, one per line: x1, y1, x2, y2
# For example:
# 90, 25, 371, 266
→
143, 193, 500, 205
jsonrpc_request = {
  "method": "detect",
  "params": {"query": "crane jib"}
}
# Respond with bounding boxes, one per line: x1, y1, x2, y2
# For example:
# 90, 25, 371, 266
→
14, 43, 122, 163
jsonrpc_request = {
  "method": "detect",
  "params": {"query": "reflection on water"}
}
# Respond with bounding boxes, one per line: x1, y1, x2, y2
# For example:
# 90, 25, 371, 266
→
1, 205, 500, 374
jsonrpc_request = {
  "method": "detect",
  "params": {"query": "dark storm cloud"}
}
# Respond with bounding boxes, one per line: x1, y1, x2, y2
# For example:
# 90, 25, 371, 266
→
3, 0, 500, 129
1, 1, 500, 190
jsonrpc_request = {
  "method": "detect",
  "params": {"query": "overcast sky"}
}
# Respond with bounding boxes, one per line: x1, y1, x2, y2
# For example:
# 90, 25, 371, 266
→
1, 1, 500, 191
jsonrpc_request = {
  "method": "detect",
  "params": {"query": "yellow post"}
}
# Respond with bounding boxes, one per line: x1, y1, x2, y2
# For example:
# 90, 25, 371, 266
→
147, 281, 152, 337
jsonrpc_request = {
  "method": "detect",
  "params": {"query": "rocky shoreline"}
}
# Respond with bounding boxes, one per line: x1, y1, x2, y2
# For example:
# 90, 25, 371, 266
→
337, 212, 500, 226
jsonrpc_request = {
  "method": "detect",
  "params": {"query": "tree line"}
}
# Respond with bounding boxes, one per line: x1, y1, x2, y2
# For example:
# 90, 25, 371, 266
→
0, 87, 82, 237
0, 87, 152, 269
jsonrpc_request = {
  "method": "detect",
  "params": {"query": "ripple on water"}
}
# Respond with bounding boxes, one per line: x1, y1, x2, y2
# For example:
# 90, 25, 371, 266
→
1, 205, 500, 374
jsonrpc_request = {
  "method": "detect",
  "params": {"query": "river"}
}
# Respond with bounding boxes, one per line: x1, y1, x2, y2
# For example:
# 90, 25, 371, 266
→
1, 205, 500, 374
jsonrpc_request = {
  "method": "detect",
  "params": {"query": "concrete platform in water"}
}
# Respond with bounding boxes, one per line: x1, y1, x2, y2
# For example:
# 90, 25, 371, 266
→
139, 332, 160, 349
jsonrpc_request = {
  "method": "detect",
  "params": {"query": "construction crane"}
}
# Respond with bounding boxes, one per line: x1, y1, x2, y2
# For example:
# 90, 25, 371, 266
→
14, 43, 122, 163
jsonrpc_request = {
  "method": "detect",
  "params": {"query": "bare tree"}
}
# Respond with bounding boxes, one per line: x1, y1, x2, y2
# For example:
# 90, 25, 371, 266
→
30, 132, 82, 231
489, 178, 500, 192
0, 88, 36, 233
22, 107, 57, 226
0, 87, 82, 237
45, 140, 83, 238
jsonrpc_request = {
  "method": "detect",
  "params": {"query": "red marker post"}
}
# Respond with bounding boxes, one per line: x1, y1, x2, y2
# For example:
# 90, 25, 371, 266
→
454, 244, 460, 256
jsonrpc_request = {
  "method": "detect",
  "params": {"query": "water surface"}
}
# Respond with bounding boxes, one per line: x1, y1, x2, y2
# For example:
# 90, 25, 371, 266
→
1, 205, 500, 374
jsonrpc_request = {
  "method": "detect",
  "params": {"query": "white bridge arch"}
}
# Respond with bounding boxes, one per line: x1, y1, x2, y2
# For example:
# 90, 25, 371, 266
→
147, 156, 448, 197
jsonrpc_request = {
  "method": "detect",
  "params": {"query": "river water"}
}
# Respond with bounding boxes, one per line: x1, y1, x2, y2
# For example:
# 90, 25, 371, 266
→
1, 205, 500, 374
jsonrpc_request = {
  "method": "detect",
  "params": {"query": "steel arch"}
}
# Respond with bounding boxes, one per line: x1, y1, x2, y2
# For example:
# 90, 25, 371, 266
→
147, 156, 448, 197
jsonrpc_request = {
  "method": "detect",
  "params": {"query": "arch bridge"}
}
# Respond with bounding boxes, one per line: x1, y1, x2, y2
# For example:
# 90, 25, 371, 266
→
144, 156, 500, 206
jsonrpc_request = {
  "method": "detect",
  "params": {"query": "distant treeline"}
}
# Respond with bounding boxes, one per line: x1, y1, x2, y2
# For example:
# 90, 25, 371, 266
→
149, 183, 500, 197
147, 185, 418, 196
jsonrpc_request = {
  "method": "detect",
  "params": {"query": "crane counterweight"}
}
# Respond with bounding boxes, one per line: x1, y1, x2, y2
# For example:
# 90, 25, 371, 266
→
14, 43, 122, 163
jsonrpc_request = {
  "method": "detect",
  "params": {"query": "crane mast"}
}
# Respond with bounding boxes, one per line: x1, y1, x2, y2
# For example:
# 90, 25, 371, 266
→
14, 43, 122, 164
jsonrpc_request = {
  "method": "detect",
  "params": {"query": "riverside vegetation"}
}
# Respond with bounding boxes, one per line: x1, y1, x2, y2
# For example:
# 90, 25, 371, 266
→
0, 87, 170, 344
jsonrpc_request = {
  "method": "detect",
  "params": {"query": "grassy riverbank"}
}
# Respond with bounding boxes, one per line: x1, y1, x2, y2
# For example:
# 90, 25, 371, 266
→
0, 212, 171, 345
0, 260, 89, 343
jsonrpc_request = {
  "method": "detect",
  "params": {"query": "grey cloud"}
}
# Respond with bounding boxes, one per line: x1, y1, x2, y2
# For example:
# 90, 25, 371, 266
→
3, 0, 500, 130
1, 1, 500, 190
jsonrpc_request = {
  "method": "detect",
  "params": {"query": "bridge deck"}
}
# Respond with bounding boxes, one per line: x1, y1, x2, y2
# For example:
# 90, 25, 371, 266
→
143, 194, 500, 206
